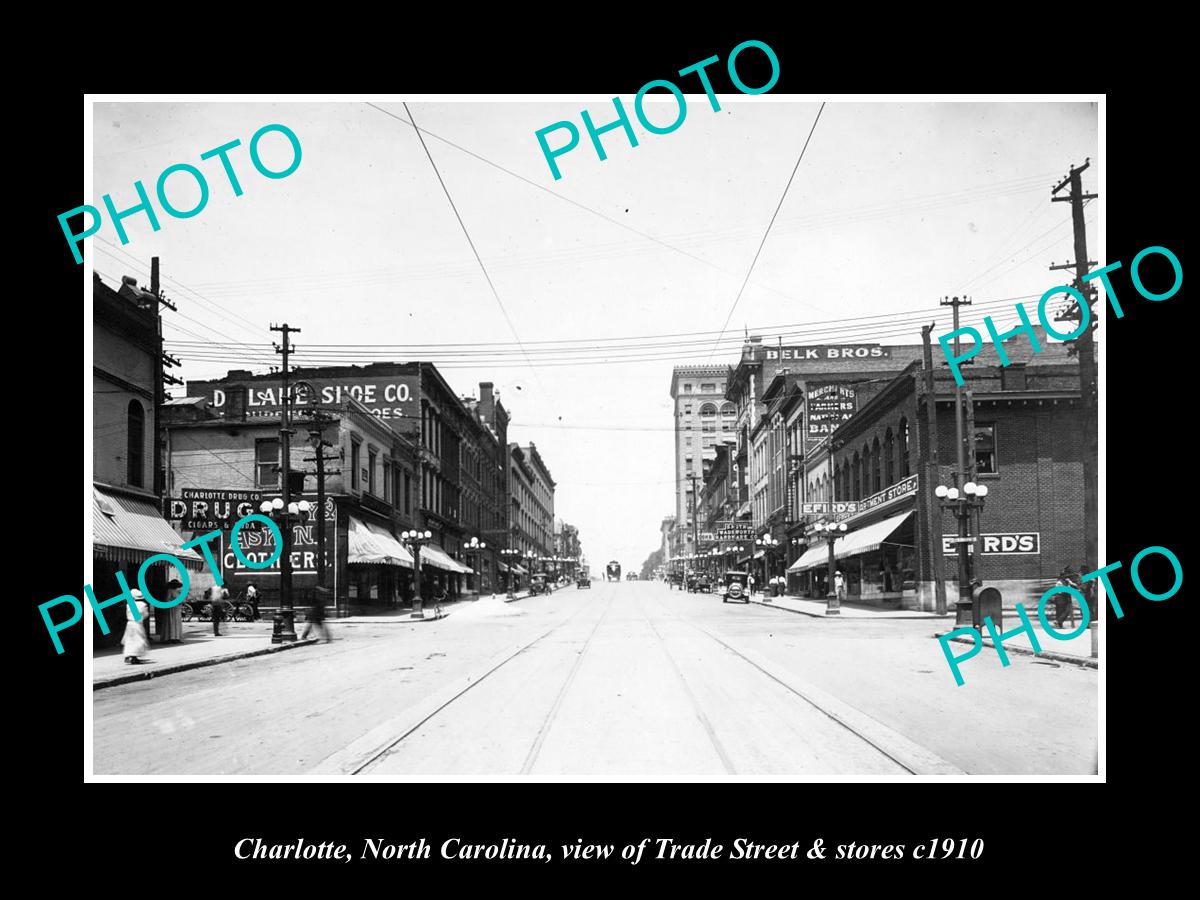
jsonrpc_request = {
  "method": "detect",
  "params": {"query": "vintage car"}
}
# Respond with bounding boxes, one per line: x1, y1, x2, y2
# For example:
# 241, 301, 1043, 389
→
577, 574, 591, 589
720, 570, 751, 604
696, 574, 713, 593
529, 574, 550, 595
685, 573, 698, 593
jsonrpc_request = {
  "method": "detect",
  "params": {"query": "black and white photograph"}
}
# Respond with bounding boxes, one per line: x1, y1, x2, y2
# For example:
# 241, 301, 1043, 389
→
80, 92, 1110, 779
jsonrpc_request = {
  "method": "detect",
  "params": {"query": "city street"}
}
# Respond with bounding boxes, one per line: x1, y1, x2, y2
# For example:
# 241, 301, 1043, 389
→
93, 581, 1097, 776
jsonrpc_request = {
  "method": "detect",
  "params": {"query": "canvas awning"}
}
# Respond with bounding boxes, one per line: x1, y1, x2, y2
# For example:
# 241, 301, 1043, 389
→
417, 543, 473, 574
93, 485, 203, 570
347, 516, 413, 567
788, 511, 914, 573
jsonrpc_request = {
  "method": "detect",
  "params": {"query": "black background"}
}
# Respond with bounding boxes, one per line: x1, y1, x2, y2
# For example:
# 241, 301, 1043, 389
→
24, 21, 1185, 887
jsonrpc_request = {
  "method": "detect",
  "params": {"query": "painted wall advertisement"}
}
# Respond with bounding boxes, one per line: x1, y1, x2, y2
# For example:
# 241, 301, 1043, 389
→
188, 374, 420, 423
806, 383, 858, 436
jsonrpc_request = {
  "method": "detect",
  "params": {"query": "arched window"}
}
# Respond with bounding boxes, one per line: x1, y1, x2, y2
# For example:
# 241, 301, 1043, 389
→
861, 444, 871, 497
127, 399, 145, 487
884, 428, 895, 486
833, 463, 842, 500
852, 451, 862, 500
898, 418, 910, 477
872, 437, 882, 494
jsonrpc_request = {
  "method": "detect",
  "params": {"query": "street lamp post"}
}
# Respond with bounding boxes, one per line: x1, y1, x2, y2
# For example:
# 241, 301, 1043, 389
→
935, 479, 990, 627
756, 533, 780, 601
500, 548, 519, 598
400, 529, 434, 618
817, 520, 848, 615
464, 536, 487, 599
258, 497, 311, 643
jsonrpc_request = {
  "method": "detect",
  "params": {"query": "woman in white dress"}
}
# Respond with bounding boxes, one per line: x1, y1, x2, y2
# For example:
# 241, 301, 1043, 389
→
123, 589, 151, 664
161, 579, 185, 643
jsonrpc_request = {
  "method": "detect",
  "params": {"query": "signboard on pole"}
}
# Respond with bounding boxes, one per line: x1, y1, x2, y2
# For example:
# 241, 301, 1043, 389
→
942, 533, 1040, 555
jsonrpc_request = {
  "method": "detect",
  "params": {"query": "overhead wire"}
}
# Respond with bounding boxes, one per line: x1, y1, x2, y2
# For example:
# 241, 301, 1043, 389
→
706, 102, 826, 362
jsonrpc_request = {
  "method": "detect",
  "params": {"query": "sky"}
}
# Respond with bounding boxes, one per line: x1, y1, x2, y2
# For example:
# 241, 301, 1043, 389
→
90, 98, 1098, 569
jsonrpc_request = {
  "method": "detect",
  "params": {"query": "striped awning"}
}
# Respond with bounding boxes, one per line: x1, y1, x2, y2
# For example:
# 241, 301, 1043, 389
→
789, 511, 914, 572
417, 543, 473, 574
348, 516, 413, 567
93, 485, 203, 570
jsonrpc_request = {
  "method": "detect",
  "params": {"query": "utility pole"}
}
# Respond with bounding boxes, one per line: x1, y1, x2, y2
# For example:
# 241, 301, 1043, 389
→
1051, 159, 1099, 620
939, 296, 974, 623
270, 323, 300, 643
921, 324, 948, 615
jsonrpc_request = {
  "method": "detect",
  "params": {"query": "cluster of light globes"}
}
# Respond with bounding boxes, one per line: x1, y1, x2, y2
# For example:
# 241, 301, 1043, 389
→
259, 497, 311, 517
464, 537, 487, 550
934, 481, 989, 501
401, 529, 433, 541
816, 520, 847, 535
756, 534, 780, 548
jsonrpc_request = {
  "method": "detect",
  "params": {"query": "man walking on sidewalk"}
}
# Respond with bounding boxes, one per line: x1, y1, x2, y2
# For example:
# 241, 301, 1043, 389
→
301, 587, 332, 642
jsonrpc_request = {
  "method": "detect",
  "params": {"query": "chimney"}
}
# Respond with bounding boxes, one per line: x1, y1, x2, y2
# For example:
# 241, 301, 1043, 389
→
151, 257, 160, 296
226, 385, 248, 421
478, 382, 495, 420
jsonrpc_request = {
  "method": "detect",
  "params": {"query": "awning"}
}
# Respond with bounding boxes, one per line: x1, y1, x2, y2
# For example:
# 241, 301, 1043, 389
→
496, 561, 509, 573
510, 564, 528, 575
788, 511, 914, 573
348, 516, 413, 567
93, 485, 203, 570
417, 543, 473, 574
753, 549, 766, 560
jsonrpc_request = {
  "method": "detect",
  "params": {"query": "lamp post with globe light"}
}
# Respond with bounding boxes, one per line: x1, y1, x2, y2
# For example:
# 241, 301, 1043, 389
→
464, 536, 487, 598
935, 478, 990, 626
400, 529, 434, 618
258, 496, 311, 643
816, 519, 847, 615
500, 548, 519, 598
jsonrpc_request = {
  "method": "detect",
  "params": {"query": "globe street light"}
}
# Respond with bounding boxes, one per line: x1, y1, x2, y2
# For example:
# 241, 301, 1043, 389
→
400, 529, 434, 618
936, 478, 990, 626
817, 519, 847, 616
756, 533, 781, 601
499, 547, 519, 598
258, 497, 311, 642
463, 537, 488, 599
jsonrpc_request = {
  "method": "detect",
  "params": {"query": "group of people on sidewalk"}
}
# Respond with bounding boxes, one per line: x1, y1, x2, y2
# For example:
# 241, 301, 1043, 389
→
122, 578, 186, 664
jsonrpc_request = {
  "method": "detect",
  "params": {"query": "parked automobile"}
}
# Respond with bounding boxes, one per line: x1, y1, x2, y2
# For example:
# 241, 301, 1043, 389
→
529, 574, 550, 595
577, 574, 591, 589
696, 574, 712, 593
720, 570, 751, 604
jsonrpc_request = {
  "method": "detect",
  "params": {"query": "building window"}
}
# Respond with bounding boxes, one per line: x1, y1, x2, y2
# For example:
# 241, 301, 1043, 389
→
872, 437, 882, 494
898, 418, 910, 478
852, 452, 862, 500
255, 438, 279, 487
683, 383, 693, 393
126, 400, 145, 487
975, 424, 998, 474
701, 383, 716, 392
383, 461, 391, 503
884, 428, 895, 486
368, 448, 377, 495
351, 440, 361, 490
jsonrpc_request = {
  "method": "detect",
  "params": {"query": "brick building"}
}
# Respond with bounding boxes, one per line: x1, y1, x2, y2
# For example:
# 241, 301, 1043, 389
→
788, 326, 1086, 611
509, 443, 555, 576
669, 365, 735, 559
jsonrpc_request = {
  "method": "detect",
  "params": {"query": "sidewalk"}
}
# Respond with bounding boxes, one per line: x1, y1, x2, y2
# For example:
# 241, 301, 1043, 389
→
935, 622, 1097, 668
93, 621, 317, 689
750, 593, 955, 620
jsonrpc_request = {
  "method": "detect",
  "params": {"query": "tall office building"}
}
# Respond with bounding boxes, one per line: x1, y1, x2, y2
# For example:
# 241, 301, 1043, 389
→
669, 365, 735, 558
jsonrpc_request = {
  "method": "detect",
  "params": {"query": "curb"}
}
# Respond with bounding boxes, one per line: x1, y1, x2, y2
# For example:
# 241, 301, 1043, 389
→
93, 638, 320, 690
750, 598, 952, 620
935, 632, 1098, 669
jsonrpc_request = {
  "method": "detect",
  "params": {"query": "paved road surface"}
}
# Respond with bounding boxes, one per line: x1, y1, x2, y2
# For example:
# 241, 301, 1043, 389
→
92, 581, 1097, 776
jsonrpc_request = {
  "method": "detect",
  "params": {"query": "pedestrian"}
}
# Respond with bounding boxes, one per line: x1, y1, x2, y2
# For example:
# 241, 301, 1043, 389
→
747, 572, 756, 596
209, 584, 225, 636
432, 581, 448, 615
834, 570, 846, 603
301, 587, 332, 642
159, 578, 185, 643
123, 589, 151, 664
1054, 567, 1079, 629
245, 583, 260, 621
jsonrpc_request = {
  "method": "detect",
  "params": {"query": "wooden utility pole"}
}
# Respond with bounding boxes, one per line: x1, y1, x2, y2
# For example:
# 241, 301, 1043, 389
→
270, 323, 300, 643
921, 323, 948, 615
939, 296, 973, 623
1051, 159, 1099, 618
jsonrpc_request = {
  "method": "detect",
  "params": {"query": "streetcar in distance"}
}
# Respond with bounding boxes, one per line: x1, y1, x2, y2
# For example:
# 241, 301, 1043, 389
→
606, 560, 622, 581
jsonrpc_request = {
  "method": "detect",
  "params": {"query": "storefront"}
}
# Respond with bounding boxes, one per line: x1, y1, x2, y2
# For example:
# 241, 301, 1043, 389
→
787, 478, 920, 607
92, 485, 204, 648
346, 515, 412, 611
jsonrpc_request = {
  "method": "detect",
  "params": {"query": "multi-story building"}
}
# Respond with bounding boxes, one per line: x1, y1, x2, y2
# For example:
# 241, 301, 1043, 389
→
461, 382, 509, 593
92, 270, 199, 647
669, 365, 735, 560
787, 326, 1085, 611
509, 442, 556, 572
553, 519, 583, 579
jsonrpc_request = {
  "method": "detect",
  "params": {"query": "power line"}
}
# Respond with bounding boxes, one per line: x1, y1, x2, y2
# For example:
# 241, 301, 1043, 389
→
707, 102, 826, 362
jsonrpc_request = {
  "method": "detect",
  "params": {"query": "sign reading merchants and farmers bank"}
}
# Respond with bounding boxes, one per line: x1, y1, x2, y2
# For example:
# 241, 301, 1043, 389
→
806, 383, 858, 436
188, 372, 420, 423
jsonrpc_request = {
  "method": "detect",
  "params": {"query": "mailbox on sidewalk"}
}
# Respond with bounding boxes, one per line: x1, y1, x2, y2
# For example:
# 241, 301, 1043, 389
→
972, 586, 1002, 631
